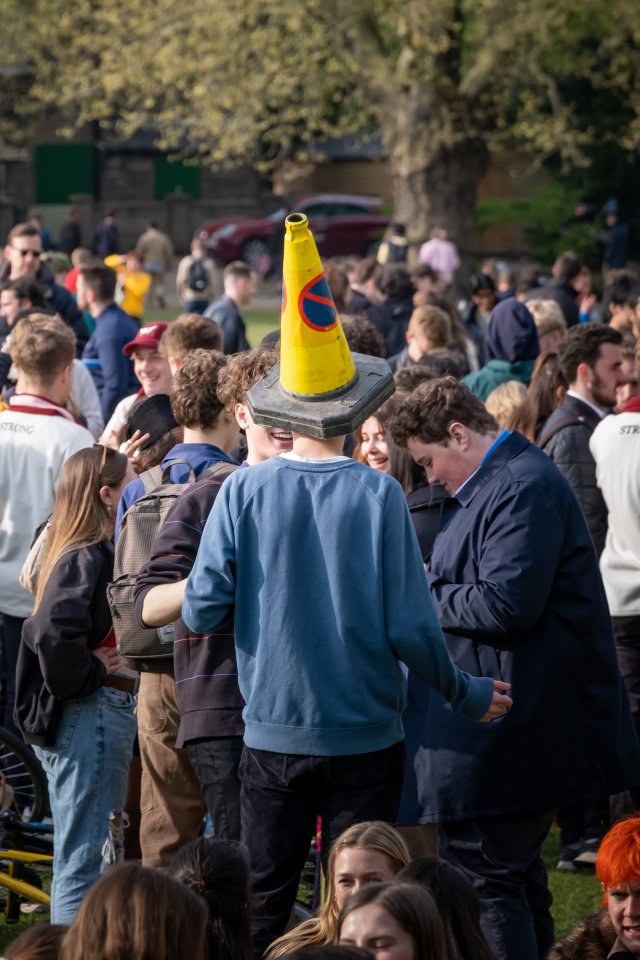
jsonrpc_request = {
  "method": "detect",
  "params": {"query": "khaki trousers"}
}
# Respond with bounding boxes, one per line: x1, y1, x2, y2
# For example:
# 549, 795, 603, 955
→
137, 672, 206, 868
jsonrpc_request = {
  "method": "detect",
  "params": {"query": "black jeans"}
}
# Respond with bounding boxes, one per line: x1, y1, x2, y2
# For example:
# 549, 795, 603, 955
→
0, 612, 24, 738
186, 736, 243, 841
611, 616, 640, 821
439, 808, 556, 960
240, 741, 405, 955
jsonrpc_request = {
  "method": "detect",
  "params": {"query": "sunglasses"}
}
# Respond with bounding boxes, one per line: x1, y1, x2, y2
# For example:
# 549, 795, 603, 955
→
13, 247, 42, 259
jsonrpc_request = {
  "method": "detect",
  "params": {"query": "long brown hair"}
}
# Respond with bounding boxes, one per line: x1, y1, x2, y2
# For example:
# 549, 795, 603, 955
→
338, 883, 448, 960
266, 822, 410, 958
60, 862, 207, 960
507, 351, 568, 441
34, 445, 128, 608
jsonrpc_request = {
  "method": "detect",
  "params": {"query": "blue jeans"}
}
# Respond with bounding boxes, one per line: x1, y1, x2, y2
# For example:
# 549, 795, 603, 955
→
34, 686, 137, 924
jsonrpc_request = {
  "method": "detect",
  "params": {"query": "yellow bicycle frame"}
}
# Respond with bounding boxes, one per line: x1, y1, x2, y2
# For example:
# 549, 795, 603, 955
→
0, 849, 52, 907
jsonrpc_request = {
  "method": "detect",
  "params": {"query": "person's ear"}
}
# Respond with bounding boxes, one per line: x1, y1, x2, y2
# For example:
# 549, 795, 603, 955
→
235, 403, 250, 430
577, 360, 593, 388
448, 421, 469, 449
99, 484, 113, 508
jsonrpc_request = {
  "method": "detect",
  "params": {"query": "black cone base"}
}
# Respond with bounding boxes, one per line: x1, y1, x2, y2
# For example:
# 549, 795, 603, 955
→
247, 353, 395, 439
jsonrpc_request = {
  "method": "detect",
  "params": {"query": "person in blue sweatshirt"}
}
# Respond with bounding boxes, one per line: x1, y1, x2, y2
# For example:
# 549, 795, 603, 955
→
168, 213, 512, 953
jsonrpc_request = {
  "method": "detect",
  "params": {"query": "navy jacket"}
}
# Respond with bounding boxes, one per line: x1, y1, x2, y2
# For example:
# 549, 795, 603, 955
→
419, 431, 640, 821
82, 303, 140, 420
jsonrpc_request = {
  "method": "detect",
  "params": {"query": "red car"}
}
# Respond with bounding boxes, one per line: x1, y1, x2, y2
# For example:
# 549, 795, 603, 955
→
197, 194, 389, 272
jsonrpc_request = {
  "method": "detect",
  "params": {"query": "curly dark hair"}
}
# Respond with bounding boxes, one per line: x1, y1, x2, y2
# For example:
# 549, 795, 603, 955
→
390, 376, 497, 447
557, 322, 623, 385
216, 348, 279, 407
170, 348, 228, 428
340, 313, 386, 358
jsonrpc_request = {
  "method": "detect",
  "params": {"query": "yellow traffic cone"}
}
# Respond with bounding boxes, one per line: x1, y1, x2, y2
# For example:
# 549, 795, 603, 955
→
279, 213, 356, 397
248, 213, 394, 439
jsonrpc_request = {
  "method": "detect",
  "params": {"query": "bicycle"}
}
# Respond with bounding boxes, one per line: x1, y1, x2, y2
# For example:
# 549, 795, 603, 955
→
0, 727, 52, 922
0, 726, 48, 823
0, 810, 52, 922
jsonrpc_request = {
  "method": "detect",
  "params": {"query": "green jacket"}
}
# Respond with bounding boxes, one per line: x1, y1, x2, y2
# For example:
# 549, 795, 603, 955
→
463, 358, 535, 402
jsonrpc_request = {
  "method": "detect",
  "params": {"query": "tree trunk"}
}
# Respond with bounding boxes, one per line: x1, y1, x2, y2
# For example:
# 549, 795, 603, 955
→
378, 88, 490, 263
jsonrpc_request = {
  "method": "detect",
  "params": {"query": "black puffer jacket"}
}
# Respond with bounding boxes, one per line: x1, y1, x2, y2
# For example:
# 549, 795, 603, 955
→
538, 395, 608, 558
15, 541, 112, 746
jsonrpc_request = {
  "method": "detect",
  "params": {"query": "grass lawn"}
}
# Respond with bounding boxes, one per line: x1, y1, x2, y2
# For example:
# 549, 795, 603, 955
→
143, 304, 281, 349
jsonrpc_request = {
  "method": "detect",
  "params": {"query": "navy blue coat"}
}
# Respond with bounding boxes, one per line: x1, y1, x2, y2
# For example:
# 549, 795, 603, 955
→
417, 431, 640, 822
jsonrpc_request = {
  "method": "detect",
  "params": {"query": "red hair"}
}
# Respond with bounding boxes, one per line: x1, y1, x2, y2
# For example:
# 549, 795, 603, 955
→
596, 816, 640, 903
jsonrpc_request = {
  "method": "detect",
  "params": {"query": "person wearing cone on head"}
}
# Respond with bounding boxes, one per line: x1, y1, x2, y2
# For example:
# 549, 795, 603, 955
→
142, 213, 512, 953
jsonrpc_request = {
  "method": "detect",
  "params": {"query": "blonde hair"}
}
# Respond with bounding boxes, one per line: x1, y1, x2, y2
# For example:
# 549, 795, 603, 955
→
11, 320, 74, 387
526, 299, 566, 340
484, 380, 527, 429
266, 822, 410, 959
34, 446, 128, 608
408, 305, 450, 348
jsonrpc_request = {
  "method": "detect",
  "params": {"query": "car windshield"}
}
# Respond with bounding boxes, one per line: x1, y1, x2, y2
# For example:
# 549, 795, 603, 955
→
267, 207, 287, 222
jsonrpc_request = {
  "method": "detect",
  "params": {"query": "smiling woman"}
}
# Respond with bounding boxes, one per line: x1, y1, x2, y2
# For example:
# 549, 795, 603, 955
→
266, 822, 410, 959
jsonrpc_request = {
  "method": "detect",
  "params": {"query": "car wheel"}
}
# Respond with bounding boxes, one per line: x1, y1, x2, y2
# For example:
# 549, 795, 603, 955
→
240, 238, 272, 276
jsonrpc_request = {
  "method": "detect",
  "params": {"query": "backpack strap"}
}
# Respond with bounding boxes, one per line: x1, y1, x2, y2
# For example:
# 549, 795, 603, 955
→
537, 415, 586, 449
199, 461, 239, 482
139, 464, 164, 494
160, 459, 196, 485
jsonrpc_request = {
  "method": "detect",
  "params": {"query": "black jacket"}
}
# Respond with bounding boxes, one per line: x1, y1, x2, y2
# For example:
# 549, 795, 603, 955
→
15, 542, 112, 746
133, 469, 244, 746
525, 279, 579, 328
366, 297, 413, 357
538, 395, 608, 557
0, 261, 89, 356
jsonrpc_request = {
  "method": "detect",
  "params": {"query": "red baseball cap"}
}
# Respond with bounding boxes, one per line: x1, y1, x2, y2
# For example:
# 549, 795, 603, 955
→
122, 322, 169, 357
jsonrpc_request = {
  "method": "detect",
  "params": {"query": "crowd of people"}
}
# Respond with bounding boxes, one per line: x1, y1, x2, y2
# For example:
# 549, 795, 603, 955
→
1, 206, 640, 960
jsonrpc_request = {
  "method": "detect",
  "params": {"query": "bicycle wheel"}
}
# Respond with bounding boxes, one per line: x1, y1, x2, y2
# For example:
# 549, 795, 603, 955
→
0, 727, 47, 822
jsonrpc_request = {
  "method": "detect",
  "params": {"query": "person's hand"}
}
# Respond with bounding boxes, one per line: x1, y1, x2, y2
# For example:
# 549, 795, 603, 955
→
579, 293, 596, 315
94, 646, 122, 675
121, 429, 151, 463
479, 680, 512, 722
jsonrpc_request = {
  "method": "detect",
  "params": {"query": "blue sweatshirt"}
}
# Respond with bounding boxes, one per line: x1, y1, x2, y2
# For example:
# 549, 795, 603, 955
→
82, 303, 140, 420
183, 456, 493, 756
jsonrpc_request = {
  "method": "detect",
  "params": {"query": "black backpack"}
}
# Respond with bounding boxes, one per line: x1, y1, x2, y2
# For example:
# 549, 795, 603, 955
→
187, 257, 208, 293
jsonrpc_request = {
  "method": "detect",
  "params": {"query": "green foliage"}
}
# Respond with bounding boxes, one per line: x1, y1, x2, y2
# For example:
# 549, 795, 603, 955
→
3, 0, 640, 248
476, 178, 600, 265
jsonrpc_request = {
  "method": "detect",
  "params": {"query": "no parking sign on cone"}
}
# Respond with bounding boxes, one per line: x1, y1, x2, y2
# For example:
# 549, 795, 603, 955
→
248, 213, 394, 438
